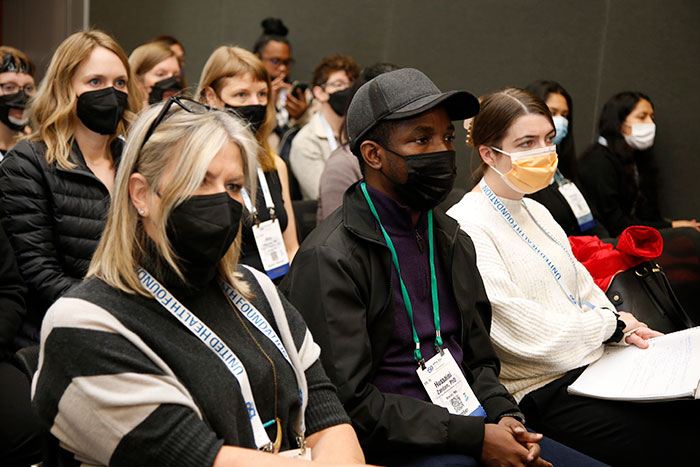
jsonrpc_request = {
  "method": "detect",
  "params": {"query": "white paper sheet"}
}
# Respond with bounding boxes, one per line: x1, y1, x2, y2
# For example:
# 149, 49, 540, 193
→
567, 327, 700, 401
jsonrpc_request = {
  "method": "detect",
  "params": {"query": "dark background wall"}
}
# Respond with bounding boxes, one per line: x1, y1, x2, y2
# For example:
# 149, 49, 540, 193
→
4, 0, 699, 218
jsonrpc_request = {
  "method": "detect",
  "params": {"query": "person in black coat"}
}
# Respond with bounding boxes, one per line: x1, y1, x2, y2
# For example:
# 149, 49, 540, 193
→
524, 80, 609, 238
281, 69, 601, 467
579, 91, 699, 236
0, 222, 41, 466
579, 91, 700, 321
0, 30, 141, 347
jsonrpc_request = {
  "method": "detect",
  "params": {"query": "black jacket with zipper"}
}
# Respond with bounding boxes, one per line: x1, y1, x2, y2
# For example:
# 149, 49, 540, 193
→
280, 182, 521, 461
0, 139, 120, 347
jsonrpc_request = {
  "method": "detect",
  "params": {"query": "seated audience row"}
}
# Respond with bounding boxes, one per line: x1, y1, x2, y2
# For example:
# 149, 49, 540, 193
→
0, 24, 697, 467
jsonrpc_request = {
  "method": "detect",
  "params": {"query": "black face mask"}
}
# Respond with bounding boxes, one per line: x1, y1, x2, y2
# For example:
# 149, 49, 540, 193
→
76, 87, 128, 135
225, 104, 267, 135
382, 148, 457, 212
166, 192, 243, 287
148, 76, 183, 105
0, 91, 29, 131
328, 88, 352, 117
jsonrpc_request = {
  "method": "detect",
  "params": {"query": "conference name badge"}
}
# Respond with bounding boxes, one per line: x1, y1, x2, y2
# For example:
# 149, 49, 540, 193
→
252, 218, 290, 279
416, 348, 487, 417
558, 182, 594, 230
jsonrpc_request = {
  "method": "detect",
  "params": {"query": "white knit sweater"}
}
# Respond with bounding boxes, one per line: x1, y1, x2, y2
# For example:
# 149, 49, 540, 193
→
447, 189, 618, 401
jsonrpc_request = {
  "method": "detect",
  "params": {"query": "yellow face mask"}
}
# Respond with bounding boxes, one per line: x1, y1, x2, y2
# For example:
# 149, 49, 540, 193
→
489, 145, 558, 194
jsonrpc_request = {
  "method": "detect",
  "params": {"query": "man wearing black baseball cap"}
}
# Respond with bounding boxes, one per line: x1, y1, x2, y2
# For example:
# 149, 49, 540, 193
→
281, 69, 577, 465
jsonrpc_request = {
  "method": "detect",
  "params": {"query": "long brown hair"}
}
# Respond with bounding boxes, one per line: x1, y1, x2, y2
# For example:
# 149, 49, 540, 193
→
196, 46, 276, 172
129, 42, 176, 78
468, 87, 552, 182
27, 30, 141, 170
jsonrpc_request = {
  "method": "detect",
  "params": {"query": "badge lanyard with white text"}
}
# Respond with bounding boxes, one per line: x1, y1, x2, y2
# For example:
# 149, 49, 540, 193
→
319, 113, 339, 152
479, 178, 594, 310
242, 167, 290, 279
360, 183, 486, 418
137, 268, 309, 456
553, 170, 595, 232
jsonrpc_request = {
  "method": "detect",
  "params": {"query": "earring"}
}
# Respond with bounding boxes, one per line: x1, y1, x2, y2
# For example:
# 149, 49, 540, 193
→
139, 209, 145, 215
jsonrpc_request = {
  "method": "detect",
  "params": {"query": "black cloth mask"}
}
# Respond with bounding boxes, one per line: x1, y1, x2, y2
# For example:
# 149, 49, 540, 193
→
166, 192, 243, 287
76, 87, 128, 135
328, 88, 352, 117
0, 91, 29, 131
382, 148, 457, 212
225, 104, 267, 135
148, 76, 183, 105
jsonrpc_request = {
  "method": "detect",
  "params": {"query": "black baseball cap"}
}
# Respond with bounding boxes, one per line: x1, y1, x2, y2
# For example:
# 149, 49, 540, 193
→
347, 68, 479, 155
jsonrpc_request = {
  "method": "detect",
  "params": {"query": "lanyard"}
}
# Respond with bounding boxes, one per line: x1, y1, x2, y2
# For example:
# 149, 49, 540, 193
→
552, 169, 566, 186
319, 113, 338, 152
360, 183, 442, 367
479, 179, 588, 309
137, 267, 300, 451
242, 167, 277, 221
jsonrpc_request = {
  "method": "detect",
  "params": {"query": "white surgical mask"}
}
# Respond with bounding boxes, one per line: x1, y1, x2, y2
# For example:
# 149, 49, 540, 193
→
552, 116, 568, 146
623, 122, 655, 150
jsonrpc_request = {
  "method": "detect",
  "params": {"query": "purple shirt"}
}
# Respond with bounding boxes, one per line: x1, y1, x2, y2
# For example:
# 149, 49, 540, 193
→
366, 186, 464, 401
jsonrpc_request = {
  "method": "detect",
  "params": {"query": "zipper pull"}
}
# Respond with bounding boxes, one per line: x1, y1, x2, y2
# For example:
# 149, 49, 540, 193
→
415, 230, 424, 252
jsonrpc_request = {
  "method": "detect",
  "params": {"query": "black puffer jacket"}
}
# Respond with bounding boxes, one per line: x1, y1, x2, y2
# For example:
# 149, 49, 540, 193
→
0, 139, 120, 347
0, 222, 26, 360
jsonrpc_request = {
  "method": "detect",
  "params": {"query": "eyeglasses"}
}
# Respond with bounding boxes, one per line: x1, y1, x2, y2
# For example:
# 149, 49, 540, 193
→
262, 57, 295, 67
141, 96, 220, 150
321, 81, 351, 91
0, 82, 35, 95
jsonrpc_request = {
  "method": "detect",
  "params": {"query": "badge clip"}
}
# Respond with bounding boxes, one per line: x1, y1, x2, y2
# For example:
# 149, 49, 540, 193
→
435, 344, 444, 356
296, 434, 307, 454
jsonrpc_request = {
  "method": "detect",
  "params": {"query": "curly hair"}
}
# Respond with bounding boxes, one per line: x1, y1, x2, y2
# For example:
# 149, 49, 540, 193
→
311, 54, 360, 87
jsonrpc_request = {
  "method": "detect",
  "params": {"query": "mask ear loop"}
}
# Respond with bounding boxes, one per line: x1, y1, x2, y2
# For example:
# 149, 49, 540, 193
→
483, 146, 507, 177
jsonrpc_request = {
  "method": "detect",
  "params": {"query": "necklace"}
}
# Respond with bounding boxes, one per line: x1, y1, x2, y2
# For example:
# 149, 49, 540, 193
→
221, 284, 282, 452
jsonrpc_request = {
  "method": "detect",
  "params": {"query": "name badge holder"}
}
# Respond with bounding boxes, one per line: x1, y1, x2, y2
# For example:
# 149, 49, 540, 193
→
242, 167, 290, 279
479, 178, 594, 310
360, 183, 486, 418
137, 268, 309, 456
553, 171, 595, 232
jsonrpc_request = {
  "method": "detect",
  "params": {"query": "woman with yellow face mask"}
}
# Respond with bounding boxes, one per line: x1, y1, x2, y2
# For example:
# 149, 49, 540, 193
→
447, 87, 699, 466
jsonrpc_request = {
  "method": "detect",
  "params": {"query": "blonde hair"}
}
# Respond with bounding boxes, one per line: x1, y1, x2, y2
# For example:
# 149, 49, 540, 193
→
129, 42, 177, 78
196, 46, 276, 172
87, 102, 259, 296
26, 30, 141, 170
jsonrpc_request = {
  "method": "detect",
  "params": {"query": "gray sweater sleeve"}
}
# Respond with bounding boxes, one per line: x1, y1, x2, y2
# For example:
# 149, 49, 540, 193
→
32, 297, 222, 467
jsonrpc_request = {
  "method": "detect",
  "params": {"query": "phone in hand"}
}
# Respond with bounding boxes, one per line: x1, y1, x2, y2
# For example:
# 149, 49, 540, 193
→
290, 81, 309, 98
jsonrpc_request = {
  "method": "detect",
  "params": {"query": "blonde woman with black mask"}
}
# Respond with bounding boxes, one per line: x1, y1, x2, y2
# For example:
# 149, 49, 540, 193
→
197, 46, 298, 282
448, 87, 698, 466
32, 97, 366, 466
0, 30, 140, 348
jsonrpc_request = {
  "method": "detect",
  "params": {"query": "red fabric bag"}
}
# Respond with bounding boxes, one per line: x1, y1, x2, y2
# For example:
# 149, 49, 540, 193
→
569, 226, 663, 291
